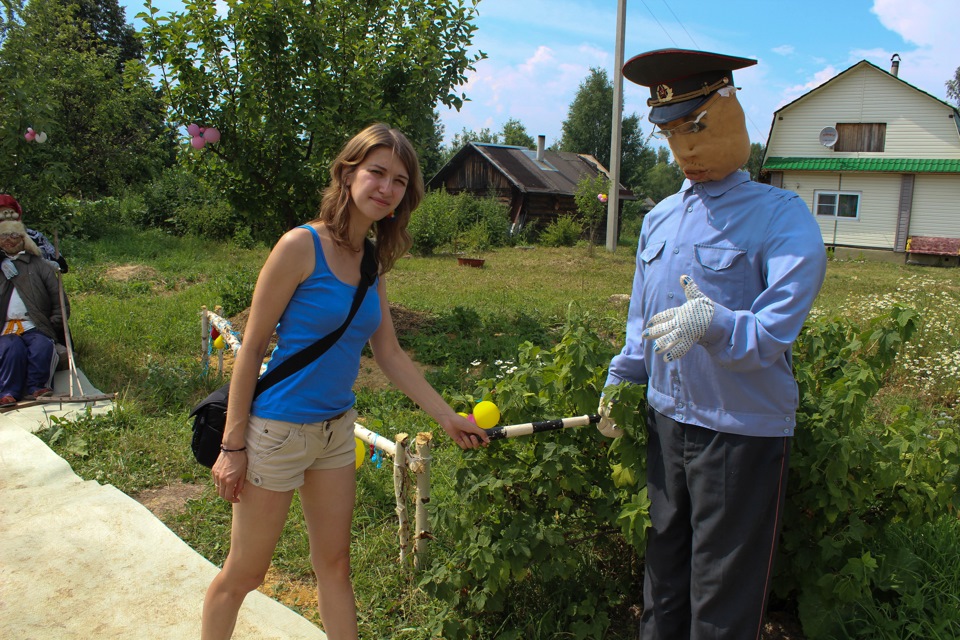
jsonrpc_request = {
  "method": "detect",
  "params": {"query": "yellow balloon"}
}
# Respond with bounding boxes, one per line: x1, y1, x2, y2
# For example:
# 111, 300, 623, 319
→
213, 335, 225, 350
354, 438, 365, 469
457, 412, 469, 418
472, 401, 500, 430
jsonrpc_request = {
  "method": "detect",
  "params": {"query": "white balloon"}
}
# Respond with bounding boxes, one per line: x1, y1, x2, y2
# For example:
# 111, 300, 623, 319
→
35, 132, 48, 144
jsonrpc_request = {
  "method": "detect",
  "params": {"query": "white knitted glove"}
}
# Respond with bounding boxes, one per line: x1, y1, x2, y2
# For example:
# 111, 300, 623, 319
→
642, 275, 715, 362
597, 396, 624, 438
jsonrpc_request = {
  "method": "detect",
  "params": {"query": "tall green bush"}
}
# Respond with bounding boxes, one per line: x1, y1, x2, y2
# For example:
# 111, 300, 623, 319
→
409, 189, 510, 256
421, 312, 647, 639
420, 304, 960, 638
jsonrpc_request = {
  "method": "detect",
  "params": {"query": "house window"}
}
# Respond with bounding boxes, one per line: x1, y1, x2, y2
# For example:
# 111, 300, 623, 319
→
814, 191, 861, 219
834, 123, 886, 152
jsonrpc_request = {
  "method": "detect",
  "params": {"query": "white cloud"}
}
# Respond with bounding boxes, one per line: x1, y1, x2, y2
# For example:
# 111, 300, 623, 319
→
772, 45, 795, 56
871, 0, 956, 47
780, 66, 839, 106
869, 0, 960, 99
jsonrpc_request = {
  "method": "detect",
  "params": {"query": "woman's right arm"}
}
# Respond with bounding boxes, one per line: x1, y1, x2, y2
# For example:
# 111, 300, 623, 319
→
212, 228, 314, 502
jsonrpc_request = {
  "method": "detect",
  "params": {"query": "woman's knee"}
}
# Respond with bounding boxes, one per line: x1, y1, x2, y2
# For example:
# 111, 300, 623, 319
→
217, 560, 271, 595
311, 546, 351, 580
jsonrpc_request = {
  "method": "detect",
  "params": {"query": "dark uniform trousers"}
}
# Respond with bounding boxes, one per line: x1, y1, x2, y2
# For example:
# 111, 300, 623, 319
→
640, 408, 790, 640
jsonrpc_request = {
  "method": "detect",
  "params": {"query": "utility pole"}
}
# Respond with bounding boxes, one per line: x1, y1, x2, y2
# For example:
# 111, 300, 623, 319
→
605, 0, 627, 252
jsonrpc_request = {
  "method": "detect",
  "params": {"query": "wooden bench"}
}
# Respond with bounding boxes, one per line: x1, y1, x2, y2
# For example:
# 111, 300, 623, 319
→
906, 236, 960, 256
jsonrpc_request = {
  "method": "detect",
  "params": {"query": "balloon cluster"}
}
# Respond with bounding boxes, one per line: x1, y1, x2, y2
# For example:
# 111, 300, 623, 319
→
597, 193, 608, 203
24, 128, 48, 144
187, 123, 221, 149
459, 400, 501, 430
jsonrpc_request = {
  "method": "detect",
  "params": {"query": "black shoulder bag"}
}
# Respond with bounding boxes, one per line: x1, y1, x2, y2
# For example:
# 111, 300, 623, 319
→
189, 238, 378, 467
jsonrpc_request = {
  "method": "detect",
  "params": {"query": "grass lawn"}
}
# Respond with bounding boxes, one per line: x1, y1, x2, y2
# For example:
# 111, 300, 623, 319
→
48, 230, 960, 638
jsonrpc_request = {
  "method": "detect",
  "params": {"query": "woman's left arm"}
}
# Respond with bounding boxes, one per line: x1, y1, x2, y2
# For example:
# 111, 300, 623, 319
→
369, 277, 488, 449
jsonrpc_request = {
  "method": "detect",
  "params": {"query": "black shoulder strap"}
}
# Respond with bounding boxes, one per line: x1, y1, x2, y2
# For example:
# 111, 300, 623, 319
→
253, 238, 378, 398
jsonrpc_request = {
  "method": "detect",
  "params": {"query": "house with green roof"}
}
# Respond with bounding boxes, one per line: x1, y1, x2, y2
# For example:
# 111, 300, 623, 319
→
761, 56, 960, 264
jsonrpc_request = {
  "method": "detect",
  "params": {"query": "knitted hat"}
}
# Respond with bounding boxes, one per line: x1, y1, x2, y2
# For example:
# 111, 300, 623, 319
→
0, 220, 41, 256
0, 195, 23, 221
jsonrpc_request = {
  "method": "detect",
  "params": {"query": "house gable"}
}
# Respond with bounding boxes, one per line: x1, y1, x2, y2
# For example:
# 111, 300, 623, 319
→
765, 61, 960, 162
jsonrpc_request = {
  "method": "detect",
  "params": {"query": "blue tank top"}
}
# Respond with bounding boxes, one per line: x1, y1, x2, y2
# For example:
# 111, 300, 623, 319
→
251, 225, 381, 423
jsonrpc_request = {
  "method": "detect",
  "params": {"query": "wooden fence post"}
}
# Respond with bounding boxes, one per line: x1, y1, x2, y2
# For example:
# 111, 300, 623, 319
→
393, 432, 410, 565
412, 432, 432, 570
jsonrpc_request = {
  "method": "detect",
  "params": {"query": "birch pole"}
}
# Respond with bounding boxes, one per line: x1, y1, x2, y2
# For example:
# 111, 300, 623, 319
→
412, 432, 433, 569
393, 432, 411, 565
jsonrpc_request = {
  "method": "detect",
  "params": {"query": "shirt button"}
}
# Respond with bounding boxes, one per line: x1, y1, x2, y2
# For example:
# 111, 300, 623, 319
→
783, 428, 790, 434
667, 292, 674, 299
677, 402, 684, 409
676, 415, 684, 422
673, 247, 679, 254
784, 417, 791, 422
686, 206, 693, 213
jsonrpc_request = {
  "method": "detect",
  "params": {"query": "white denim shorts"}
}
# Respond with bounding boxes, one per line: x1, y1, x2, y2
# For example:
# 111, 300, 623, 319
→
244, 408, 358, 492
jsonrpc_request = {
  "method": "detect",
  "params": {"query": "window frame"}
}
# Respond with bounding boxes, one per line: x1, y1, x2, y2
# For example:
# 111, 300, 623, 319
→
833, 123, 886, 152
814, 190, 862, 220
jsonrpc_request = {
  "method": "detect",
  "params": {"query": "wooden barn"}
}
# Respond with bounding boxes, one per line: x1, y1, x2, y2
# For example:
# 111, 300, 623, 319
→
427, 135, 634, 239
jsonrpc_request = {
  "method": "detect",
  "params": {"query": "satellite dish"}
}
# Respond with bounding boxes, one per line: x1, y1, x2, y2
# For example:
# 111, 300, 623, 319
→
819, 126, 839, 147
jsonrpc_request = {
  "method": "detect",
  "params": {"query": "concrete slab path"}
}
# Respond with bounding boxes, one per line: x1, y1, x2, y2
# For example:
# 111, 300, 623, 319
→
0, 370, 326, 639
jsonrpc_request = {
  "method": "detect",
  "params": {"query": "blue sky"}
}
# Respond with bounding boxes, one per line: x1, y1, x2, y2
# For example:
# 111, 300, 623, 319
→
120, 0, 959, 148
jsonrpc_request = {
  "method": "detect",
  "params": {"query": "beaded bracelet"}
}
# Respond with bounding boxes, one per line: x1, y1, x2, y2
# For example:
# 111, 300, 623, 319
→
220, 444, 247, 453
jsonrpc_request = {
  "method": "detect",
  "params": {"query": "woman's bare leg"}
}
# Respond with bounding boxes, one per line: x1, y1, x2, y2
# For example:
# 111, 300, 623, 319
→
300, 464, 358, 640
201, 484, 294, 640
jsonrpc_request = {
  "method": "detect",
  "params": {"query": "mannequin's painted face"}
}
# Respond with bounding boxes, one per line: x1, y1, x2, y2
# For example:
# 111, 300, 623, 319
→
660, 90, 750, 183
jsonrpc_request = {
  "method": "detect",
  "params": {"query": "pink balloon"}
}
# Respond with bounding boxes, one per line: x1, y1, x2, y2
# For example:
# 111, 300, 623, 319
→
24, 131, 35, 141
187, 123, 201, 137
190, 136, 206, 149
203, 127, 220, 143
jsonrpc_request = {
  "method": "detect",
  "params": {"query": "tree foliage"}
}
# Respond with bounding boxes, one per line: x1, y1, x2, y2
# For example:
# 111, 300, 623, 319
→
744, 142, 765, 181
560, 67, 655, 191
0, 0, 171, 225
640, 147, 684, 202
573, 173, 610, 246
947, 65, 960, 107
139, 0, 485, 237
500, 117, 534, 148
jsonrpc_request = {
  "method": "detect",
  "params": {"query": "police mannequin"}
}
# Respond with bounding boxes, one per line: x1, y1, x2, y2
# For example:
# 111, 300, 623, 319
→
598, 49, 827, 640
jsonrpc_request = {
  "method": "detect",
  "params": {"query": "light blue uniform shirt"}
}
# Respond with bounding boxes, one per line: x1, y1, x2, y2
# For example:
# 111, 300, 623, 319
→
606, 171, 826, 437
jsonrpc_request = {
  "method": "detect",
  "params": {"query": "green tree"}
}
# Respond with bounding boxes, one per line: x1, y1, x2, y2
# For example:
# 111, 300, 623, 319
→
500, 117, 534, 148
140, 0, 484, 236
573, 172, 611, 248
743, 142, 765, 181
560, 67, 654, 192
420, 110, 446, 181
0, 0, 171, 220
947, 66, 960, 107
641, 147, 684, 202
442, 126, 499, 163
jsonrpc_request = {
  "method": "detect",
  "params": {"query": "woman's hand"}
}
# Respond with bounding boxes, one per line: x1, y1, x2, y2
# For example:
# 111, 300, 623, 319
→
438, 413, 490, 450
211, 448, 247, 503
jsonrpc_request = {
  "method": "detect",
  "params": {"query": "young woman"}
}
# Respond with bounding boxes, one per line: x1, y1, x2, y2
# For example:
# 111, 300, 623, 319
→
202, 123, 489, 639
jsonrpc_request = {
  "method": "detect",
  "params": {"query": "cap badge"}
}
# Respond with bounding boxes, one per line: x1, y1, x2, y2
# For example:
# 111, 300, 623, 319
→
655, 84, 674, 103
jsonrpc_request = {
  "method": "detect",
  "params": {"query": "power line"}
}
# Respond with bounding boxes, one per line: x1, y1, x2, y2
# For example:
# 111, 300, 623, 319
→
638, 0, 678, 47
659, 0, 700, 49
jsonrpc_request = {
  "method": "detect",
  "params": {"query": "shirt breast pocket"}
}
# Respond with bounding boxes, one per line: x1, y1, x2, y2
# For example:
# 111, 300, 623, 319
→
693, 243, 747, 307
640, 241, 665, 265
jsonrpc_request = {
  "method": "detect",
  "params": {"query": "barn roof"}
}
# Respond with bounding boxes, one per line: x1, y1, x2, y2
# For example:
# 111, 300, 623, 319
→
427, 142, 635, 199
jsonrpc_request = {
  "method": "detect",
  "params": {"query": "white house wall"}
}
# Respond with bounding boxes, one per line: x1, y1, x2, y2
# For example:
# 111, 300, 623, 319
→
785, 170, 900, 249
909, 175, 960, 238
767, 63, 960, 159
